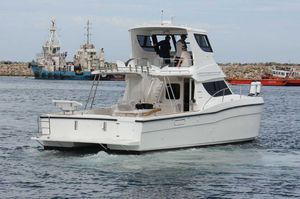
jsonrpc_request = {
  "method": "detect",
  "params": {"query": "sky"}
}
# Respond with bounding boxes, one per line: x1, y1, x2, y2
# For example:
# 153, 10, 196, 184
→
1, 0, 300, 63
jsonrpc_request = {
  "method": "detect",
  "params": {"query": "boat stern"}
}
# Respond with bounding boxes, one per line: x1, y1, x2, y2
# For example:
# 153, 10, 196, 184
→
32, 114, 142, 149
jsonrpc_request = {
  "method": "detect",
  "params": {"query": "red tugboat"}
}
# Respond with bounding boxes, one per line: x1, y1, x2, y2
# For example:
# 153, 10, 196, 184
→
227, 69, 300, 86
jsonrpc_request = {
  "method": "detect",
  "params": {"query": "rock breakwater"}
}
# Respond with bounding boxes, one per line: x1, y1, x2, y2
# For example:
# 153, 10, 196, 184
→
220, 63, 300, 80
0, 62, 32, 76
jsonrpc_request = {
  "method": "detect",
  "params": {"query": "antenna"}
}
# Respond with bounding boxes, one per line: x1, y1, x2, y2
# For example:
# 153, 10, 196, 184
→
171, 16, 175, 24
161, 10, 164, 25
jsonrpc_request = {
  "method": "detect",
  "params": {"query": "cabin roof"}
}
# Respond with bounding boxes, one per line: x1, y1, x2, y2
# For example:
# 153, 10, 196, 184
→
129, 23, 207, 34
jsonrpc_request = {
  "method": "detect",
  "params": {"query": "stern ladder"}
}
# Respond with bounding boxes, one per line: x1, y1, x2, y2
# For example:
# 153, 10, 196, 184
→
85, 74, 101, 109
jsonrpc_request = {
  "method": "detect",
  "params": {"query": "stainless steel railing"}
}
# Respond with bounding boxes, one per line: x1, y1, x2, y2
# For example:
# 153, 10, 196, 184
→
202, 87, 231, 110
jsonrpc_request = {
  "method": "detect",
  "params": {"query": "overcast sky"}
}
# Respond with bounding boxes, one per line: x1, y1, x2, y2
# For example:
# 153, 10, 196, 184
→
1, 0, 300, 63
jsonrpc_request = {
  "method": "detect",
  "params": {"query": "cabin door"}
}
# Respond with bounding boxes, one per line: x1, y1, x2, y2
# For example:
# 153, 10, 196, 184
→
184, 78, 194, 111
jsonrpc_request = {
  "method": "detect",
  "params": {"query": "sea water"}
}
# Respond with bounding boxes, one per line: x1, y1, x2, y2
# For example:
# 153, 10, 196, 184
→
0, 76, 299, 198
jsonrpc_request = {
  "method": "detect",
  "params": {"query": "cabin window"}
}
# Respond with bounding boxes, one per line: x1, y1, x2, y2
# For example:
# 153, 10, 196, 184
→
203, 81, 231, 97
155, 35, 177, 53
194, 34, 213, 52
173, 35, 191, 51
137, 35, 155, 52
166, 83, 180, 99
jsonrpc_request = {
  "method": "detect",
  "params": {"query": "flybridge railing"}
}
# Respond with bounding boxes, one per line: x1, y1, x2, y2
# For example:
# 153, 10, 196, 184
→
93, 57, 193, 76
155, 57, 193, 68
94, 58, 152, 75
201, 85, 251, 110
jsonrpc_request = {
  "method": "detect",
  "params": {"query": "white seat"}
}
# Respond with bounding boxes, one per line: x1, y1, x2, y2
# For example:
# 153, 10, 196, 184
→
52, 100, 82, 114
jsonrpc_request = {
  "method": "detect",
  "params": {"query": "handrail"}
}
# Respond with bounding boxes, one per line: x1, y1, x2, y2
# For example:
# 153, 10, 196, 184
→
202, 87, 230, 110
163, 76, 177, 112
95, 58, 152, 75
38, 116, 51, 136
37, 116, 40, 136
125, 57, 150, 67
239, 85, 243, 99
92, 57, 194, 77
85, 74, 101, 110
158, 57, 194, 68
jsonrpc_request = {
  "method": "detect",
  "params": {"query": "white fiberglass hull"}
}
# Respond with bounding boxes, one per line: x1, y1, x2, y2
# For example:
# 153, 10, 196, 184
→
108, 103, 263, 152
33, 100, 263, 153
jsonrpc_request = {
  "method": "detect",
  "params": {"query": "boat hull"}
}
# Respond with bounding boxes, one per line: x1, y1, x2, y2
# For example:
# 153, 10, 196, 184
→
33, 101, 263, 153
30, 64, 120, 81
286, 79, 300, 86
227, 78, 300, 86
227, 79, 288, 86
108, 103, 263, 152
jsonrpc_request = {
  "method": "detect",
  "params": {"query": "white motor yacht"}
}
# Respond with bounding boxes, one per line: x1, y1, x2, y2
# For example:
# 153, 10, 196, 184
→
32, 22, 264, 153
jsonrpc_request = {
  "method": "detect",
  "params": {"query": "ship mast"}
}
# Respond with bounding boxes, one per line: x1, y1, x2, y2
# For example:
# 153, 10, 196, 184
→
49, 20, 60, 49
43, 19, 60, 56
49, 20, 56, 45
86, 20, 91, 45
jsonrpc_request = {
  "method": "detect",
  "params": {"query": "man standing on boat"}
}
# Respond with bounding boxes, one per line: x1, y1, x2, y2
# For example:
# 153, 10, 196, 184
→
156, 35, 171, 65
175, 34, 187, 65
176, 46, 192, 67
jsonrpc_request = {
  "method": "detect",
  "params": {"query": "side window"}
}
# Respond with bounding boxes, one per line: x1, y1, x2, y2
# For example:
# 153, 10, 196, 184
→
166, 83, 180, 99
137, 35, 155, 52
194, 34, 213, 52
203, 81, 231, 96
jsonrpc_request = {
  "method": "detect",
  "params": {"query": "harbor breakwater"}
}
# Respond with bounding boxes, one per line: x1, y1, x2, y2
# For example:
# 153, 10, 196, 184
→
0, 61, 299, 78
221, 63, 300, 79
0, 62, 32, 76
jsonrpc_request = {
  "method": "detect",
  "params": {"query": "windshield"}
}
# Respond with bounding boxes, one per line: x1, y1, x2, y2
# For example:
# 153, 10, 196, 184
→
136, 33, 193, 67
194, 34, 213, 52
137, 34, 191, 53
